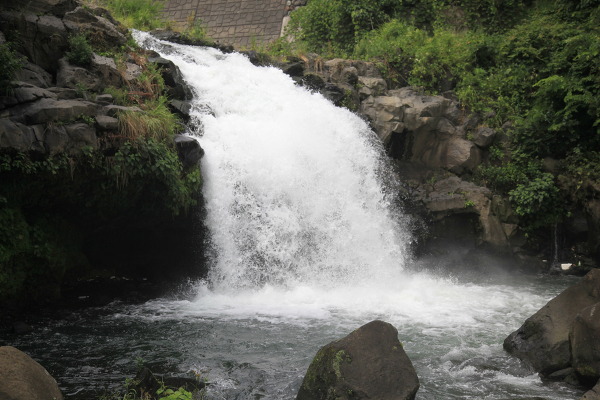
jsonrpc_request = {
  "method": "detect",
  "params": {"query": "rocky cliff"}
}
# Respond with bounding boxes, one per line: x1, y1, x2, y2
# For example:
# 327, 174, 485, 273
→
0, 0, 204, 314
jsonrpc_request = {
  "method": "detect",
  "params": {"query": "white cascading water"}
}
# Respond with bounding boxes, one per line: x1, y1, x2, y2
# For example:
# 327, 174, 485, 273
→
123, 32, 580, 399
134, 31, 412, 301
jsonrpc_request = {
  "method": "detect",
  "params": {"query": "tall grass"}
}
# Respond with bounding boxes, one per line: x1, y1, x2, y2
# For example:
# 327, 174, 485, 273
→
105, 0, 166, 31
118, 98, 181, 142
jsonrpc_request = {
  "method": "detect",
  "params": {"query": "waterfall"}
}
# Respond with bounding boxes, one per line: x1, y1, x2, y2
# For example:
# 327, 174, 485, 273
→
134, 32, 410, 294
19, 33, 577, 400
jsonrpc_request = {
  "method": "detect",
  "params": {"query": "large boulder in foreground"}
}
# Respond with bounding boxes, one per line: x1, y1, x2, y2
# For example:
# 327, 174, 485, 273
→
504, 269, 600, 376
296, 320, 419, 400
0, 346, 63, 400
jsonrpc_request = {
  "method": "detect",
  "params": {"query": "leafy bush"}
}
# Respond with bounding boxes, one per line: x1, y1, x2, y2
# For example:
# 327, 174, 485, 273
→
66, 34, 93, 66
355, 20, 484, 91
560, 150, 600, 202
478, 160, 564, 232
408, 28, 484, 92
287, 0, 399, 56
107, 139, 201, 216
354, 20, 426, 86
436, 0, 532, 31
509, 174, 563, 231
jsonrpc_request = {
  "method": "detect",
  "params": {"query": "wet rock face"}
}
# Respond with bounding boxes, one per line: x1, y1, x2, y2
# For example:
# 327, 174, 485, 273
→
504, 270, 600, 381
296, 320, 419, 400
0, 346, 64, 400
174, 134, 204, 170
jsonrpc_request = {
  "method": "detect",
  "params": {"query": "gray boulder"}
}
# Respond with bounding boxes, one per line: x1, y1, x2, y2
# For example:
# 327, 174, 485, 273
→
1, 0, 76, 17
472, 126, 496, 148
13, 98, 97, 125
0, 11, 69, 73
147, 56, 193, 100
360, 87, 482, 173
360, 95, 404, 146
11, 82, 57, 104
571, 302, 600, 382
14, 62, 53, 89
0, 346, 64, 400
103, 104, 142, 117
3, 118, 98, 155
56, 57, 102, 92
324, 59, 382, 80
90, 53, 123, 88
296, 320, 419, 400
0, 119, 43, 152
504, 269, 600, 376
358, 76, 388, 100
64, 123, 98, 154
95, 115, 119, 131
63, 6, 127, 46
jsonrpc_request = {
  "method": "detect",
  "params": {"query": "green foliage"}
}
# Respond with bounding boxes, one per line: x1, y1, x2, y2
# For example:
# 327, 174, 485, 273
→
0, 42, 25, 89
100, 367, 200, 400
509, 173, 563, 230
477, 160, 540, 193
355, 21, 484, 90
67, 34, 94, 66
0, 139, 201, 301
0, 206, 85, 303
156, 387, 193, 400
438, 0, 531, 32
286, 0, 399, 56
354, 20, 426, 86
104, 86, 130, 105
107, 139, 201, 216
408, 28, 484, 92
560, 150, 600, 201
286, 0, 532, 57
478, 159, 564, 232
105, 0, 165, 30
182, 17, 209, 42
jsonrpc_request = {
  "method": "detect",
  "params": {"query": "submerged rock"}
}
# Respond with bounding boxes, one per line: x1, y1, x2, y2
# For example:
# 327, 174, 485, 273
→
296, 320, 419, 400
504, 269, 600, 379
0, 346, 64, 400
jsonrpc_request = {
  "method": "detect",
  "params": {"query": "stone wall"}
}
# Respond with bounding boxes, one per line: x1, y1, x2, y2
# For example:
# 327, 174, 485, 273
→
162, 0, 288, 48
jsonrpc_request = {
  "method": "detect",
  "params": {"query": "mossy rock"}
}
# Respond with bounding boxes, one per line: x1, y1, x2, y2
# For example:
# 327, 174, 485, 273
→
296, 320, 419, 400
